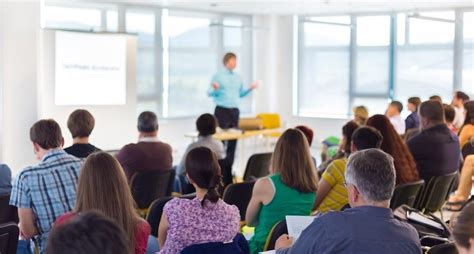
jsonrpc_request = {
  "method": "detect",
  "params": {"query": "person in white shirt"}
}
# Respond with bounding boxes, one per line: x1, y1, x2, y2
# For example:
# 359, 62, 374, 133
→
385, 101, 405, 135
452, 91, 470, 129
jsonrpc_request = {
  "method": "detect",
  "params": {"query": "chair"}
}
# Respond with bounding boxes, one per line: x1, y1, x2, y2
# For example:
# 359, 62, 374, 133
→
243, 153, 272, 181
390, 180, 425, 209
263, 220, 288, 251
223, 181, 255, 223
180, 233, 249, 254
0, 222, 19, 254
415, 173, 457, 216
426, 242, 458, 254
130, 169, 176, 214
146, 194, 196, 237
0, 193, 18, 224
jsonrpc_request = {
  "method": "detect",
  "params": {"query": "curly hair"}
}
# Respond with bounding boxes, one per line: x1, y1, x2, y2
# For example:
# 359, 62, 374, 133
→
366, 114, 420, 185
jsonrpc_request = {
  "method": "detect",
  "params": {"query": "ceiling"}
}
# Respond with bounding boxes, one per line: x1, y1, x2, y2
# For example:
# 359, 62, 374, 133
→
49, 0, 474, 15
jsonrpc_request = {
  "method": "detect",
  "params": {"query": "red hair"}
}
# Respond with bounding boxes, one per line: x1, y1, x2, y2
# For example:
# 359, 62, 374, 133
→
295, 125, 314, 146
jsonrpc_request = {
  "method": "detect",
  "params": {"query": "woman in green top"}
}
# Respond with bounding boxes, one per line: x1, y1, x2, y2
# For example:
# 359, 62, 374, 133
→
246, 128, 319, 254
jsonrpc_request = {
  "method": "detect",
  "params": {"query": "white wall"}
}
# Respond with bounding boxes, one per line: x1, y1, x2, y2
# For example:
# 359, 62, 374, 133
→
0, 1, 41, 174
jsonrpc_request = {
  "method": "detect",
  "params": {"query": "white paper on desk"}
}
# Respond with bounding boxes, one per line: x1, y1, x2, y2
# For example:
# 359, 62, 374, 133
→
259, 250, 276, 254
286, 215, 315, 240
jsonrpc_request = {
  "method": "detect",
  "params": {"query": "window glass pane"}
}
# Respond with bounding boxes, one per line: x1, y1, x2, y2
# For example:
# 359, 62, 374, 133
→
299, 50, 350, 117
303, 17, 351, 47
126, 11, 156, 97
396, 49, 453, 103
167, 16, 211, 48
43, 6, 101, 30
409, 11, 454, 44
224, 19, 242, 48
356, 49, 389, 93
464, 12, 474, 44
352, 98, 390, 116
397, 14, 406, 45
137, 100, 160, 116
463, 47, 474, 94
357, 16, 390, 46
106, 10, 118, 32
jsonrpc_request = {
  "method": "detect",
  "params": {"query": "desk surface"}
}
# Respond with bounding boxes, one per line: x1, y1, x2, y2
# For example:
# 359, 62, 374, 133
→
185, 128, 282, 141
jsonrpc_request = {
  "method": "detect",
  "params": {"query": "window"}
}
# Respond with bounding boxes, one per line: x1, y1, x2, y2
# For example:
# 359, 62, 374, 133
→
42, 6, 101, 30
396, 11, 455, 103
463, 12, 474, 94
298, 16, 351, 117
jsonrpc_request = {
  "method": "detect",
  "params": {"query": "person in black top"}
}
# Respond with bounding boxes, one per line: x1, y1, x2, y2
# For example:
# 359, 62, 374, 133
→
407, 100, 460, 184
64, 109, 101, 158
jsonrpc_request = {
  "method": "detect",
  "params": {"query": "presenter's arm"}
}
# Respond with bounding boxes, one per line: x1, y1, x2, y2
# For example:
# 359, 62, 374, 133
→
239, 81, 258, 98
208, 74, 220, 97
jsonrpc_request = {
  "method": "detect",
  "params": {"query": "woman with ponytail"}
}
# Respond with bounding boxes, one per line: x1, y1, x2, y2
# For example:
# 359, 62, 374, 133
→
158, 147, 240, 254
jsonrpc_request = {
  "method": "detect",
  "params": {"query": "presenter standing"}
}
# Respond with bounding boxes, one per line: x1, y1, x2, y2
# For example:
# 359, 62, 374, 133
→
208, 52, 257, 185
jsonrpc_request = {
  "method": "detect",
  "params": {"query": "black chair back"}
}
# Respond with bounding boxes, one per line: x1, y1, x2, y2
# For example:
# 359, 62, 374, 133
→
146, 193, 196, 237
0, 194, 18, 224
390, 180, 425, 209
243, 153, 272, 181
415, 173, 457, 213
427, 242, 458, 254
0, 222, 19, 254
462, 139, 474, 159
264, 220, 288, 251
223, 181, 255, 222
180, 233, 249, 254
130, 169, 176, 209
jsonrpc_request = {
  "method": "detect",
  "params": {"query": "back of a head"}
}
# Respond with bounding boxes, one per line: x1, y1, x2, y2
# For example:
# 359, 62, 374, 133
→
464, 101, 474, 126
295, 125, 314, 146
429, 95, 443, 103
453, 202, 474, 251
30, 119, 63, 149
342, 121, 360, 153
75, 152, 138, 248
67, 109, 95, 138
272, 128, 318, 193
408, 97, 421, 110
366, 114, 398, 153
46, 211, 131, 254
443, 104, 456, 123
185, 147, 222, 206
196, 113, 217, 137
345, 149, 396, 203
353, 106, 369, 125
390, 101, 403, 113
419, 100, 445, 124
137, 111, 158, 133
351, 126, 383, 151
456, 91, 470, 102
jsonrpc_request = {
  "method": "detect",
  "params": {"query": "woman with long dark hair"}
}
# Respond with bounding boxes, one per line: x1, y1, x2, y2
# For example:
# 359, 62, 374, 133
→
459, 101, 474, 149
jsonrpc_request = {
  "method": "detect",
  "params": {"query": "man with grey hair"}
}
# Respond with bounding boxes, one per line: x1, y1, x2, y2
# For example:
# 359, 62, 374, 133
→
275, 149, 421, 254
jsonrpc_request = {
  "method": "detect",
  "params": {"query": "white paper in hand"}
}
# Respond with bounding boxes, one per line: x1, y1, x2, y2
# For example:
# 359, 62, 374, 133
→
285, 215, 315, 240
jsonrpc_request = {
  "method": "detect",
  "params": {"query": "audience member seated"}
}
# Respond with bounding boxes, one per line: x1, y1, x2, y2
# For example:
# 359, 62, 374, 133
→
9, 119, 82, 253
366, 115, 420, 185
246, 128, 318, 254
0, 163, 12, 195
64, 109, 101, 158
452, 91, 470, 129
385, 101, 405, 135
47, 211, 132, 254
116, 111, 173, 179
295, 125, 314, 146
158, 147, 240, 254
176, 113, 225, 176
313, 126, 383, 213
430, 95, 443, 103
453, 202, 474, 254
444, 104, 458, 134
275, 149, 422, 254
448, 154, 474, 209
55, 152, 150, 254
408, 100, 460, 184
353, 105, 369, 126
405, 97, 421, 131
318, 121, 359, 173
459, 101, 474, 149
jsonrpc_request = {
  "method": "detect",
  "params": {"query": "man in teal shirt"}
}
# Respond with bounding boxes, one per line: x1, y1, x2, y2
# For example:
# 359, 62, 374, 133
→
208, 52, 257, 185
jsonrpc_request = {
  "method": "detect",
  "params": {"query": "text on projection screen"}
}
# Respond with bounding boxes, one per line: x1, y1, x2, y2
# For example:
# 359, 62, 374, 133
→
55, 31, 126, 105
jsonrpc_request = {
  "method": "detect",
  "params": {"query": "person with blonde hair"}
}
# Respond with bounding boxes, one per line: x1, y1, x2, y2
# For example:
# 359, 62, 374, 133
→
353, 105, 369, 126
55, 152, 150, 254
246, 128, 318, 254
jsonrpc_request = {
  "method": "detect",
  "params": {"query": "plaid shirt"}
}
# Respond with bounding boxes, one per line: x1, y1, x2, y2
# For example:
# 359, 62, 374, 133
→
10, 149, 82, 253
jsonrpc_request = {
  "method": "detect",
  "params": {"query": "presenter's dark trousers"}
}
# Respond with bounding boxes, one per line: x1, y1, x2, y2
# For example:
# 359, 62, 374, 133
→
214, 106, 239, 187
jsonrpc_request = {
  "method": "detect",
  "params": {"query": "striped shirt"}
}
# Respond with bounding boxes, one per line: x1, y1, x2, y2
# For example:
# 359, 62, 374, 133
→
318, 158, 348, 213
9, 149, 82, 253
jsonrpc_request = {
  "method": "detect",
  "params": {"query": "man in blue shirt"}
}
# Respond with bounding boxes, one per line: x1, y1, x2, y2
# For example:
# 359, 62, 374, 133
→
275, 149, 422, 254
208, 52, 257, 185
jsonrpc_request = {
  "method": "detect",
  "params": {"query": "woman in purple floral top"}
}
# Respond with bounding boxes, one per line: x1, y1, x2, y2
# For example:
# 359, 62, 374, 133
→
158, 147, 240, 254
